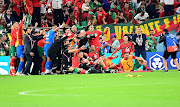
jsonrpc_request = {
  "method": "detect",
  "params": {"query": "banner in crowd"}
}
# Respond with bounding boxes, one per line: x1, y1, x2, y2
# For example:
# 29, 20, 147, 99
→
95, 14, 180, 42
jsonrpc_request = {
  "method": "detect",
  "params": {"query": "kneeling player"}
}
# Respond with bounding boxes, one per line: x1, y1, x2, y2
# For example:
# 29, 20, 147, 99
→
119, 52, 150, 72
62, 44, 88, 74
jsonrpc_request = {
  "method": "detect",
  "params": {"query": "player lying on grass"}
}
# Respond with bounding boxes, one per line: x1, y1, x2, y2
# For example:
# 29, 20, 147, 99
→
119, 52, 150, 72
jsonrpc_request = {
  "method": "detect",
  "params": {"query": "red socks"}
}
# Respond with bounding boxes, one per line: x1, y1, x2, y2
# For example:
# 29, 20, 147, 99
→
9, 58, 16, 74
103, 66, 108, 70
114, 65, 119, 70
145, 66, 150, 70
41, 61, 46, 72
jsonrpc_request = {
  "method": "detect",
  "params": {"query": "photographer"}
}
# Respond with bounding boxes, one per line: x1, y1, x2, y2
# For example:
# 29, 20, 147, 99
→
159, 29, 180, 72
0, 33, 9, 56
146, 30, 157, 52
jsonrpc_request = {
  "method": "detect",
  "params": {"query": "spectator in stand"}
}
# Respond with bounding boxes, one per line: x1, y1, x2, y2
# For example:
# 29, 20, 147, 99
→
132, 27, 148, 61
1, 17, 8, 28
41, 18, 48, 27
0, 33, 9, 56
100, 36, 110, 53
103, 9, 117, 24
121, 2, 135, 23
134, 10, 149, 24
109, 34, 120, 53
40, 0, 48, 16
82, 0, 94, 12
4, 9, 14, 26
102, 0, 112, 12
11, 0, 23, 22
146, 30, 157, 52
62, 5, 70, 23
80, 7, 90, 26
0, 5, 4, 18
93, 5, 106, 25
32, 0, 41, 27
93, 0, 102, 12
163, 0, 174, 16
136, 2, 145, 14
48, 0, 64, 25
118, 12, 127, 23
146, 0, 159, 19
110, 3, 121, 16
64, 13, 77, 27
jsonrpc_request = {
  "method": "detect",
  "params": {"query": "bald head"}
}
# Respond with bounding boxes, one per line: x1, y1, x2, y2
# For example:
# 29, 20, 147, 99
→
79, 30, 86, 37
71, 25, 77, 33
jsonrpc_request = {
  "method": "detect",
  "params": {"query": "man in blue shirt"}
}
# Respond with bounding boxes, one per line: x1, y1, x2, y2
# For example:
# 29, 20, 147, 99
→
44, 24, 61, 74
100, 36, 110, 53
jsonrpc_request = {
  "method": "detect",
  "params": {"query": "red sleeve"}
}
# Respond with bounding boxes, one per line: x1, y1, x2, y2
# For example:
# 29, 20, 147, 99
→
110, 46, 121, 57
75, 48, 81, 56
132, 55, 136, 59
66, 18, 70, 25
103, 29, 108, 35
18, 21, 24, 36
98, 30, 102, 36
107, 57, 113, 60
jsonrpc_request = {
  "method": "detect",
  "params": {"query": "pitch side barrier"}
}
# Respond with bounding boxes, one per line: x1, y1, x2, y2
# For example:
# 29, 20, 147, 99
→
0, 52, 180, 75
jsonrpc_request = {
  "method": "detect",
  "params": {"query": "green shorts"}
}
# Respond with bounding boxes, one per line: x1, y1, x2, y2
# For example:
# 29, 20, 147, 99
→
9, 46, 16, 57
132, 61, 141, 71
37, 46, 46, 57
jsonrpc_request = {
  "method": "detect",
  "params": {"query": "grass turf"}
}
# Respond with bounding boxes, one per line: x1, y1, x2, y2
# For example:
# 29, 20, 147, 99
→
0, 70, 180, 107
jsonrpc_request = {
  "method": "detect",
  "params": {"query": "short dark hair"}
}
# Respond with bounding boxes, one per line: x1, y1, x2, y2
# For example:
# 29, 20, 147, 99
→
52, 24, 56, 27
163, 29, 169, 35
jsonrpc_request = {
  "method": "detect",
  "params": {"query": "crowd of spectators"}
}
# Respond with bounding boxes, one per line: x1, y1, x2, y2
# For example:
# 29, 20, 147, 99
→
0, 0, 180, 29
0, 0, 180, 57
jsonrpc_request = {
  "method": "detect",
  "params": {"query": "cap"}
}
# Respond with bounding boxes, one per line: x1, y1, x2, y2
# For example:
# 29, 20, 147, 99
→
110, 34, 116, 38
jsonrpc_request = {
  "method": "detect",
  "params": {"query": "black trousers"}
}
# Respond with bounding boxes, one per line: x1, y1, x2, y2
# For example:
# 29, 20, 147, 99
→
48, 53, 60, 71
31, 55, 42, 75
53, 9, 64, 25
32, 7, 41, 27
164, 5, 174, 16
12, 11, 23, 22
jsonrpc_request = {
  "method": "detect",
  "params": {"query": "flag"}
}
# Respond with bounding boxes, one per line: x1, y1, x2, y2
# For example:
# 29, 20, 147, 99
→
24, 0, 33, 17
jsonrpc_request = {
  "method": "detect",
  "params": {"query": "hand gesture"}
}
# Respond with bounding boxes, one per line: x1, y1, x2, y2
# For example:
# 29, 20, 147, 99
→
81, 45, 86, 50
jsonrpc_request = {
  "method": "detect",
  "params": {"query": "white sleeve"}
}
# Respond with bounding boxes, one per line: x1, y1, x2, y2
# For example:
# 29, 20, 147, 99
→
82, 3, 87, 10
134, 13, 140, 20
176, 7, 180, 14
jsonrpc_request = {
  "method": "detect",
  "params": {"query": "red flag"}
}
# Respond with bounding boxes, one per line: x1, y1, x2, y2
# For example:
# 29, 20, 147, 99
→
24, 0, 33, 16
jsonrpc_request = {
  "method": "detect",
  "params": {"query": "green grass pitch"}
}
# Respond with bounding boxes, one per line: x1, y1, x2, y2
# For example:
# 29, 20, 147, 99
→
0, 70, 180, 107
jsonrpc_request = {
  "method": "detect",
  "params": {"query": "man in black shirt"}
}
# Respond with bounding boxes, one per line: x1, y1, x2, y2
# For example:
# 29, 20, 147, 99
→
47, 35, 69, 74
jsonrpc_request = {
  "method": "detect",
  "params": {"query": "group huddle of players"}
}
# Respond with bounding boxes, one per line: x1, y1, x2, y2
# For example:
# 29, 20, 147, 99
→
9, 16, 150, 75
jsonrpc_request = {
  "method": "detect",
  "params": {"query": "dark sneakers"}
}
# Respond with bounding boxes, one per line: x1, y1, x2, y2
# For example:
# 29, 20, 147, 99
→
163, 70, 168, 72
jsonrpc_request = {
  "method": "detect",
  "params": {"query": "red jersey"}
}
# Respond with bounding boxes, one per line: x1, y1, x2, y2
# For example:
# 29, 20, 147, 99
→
32, 0, 41, 7
94, 10, 106, 25
17, 21, 24, 46
105, 13, 115, 24
119, 42, 134, 57
86, 30, 102, 48
121, 8, 133, 21
11, 0, 21, 16
66, 18, 75, 27
10, 28, 17, 46
72, 48, 81, 68
63, 0, 75, 5
88, 48, 100, 60
37, 37, 46, 48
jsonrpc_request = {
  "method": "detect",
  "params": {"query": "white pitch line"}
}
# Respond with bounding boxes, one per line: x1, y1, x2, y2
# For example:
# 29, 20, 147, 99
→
18, 83, 165, 97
